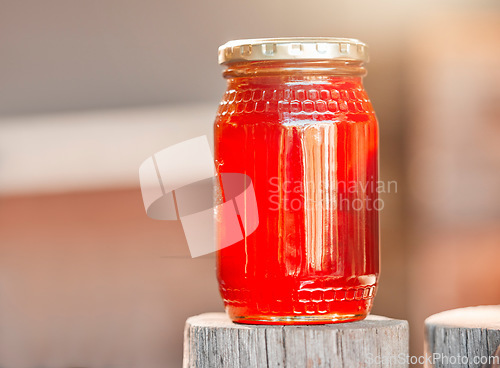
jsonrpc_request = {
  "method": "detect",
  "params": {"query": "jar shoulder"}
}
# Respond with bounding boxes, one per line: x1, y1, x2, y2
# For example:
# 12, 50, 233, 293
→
215, 83, 377, 122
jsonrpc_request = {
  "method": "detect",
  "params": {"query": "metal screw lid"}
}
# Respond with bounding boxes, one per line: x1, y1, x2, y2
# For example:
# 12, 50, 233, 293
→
218, 37, 369, 65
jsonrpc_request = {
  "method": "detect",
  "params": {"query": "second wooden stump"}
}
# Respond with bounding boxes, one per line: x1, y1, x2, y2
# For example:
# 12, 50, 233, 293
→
425, 305, 500, 368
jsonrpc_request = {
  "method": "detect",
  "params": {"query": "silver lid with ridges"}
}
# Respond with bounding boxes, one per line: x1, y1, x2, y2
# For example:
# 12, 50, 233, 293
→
218, 37, 369, 65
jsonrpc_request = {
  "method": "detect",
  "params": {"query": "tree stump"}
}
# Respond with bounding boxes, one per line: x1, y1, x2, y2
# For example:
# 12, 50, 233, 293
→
425, 305, 500, 368
183, 312, 409, 368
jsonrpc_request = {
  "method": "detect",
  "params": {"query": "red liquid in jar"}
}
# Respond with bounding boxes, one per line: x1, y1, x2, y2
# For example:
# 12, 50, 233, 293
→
215, 73, 379, 324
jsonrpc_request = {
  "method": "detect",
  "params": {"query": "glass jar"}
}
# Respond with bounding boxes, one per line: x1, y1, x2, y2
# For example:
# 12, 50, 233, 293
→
214, 38, 379, 324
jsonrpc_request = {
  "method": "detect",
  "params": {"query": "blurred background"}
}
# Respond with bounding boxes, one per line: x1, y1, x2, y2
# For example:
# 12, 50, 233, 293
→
1, 0, 499, 366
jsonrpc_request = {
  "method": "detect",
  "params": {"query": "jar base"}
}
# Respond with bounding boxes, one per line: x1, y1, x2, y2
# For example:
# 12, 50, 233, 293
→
221, 280, 377, 325
230, 312, 367, 325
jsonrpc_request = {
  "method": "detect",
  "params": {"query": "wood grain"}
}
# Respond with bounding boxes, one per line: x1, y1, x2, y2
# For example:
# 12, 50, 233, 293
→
183, 313, 409, 368
425, 305, 500, 368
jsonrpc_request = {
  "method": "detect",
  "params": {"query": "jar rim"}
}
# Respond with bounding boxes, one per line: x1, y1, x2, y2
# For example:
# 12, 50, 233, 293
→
218, 37, 369, 65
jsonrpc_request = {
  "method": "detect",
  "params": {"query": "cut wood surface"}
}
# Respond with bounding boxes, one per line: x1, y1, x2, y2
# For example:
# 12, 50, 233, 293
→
183, 312, 409, 368
425, 305, 500, 368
